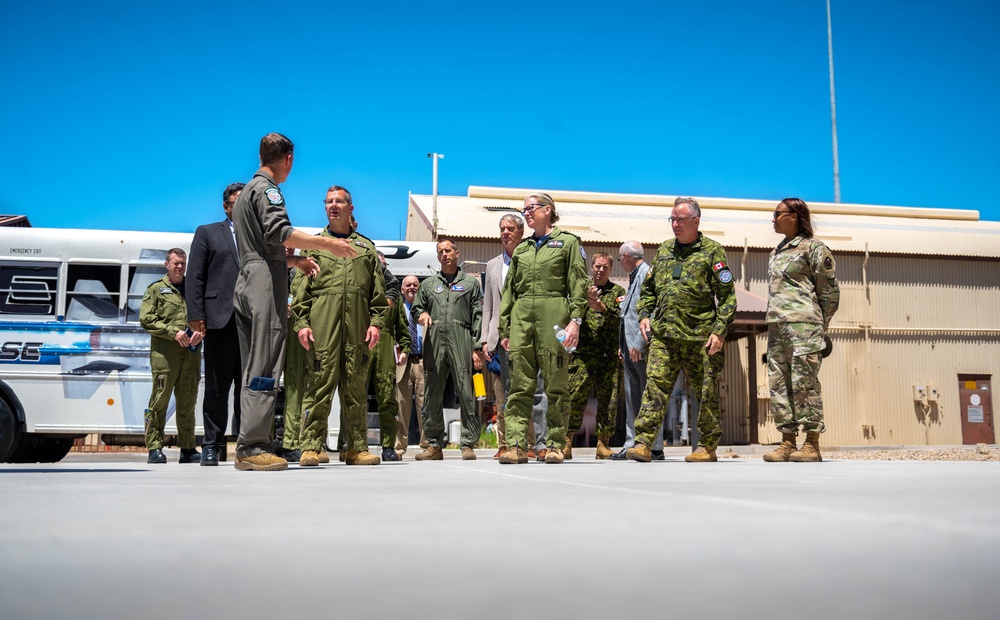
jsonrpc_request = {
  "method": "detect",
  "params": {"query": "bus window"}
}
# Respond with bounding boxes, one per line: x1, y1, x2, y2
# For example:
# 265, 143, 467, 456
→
125, 265, 166, 323
66, 264, 121, 323
0, 262, 58, 318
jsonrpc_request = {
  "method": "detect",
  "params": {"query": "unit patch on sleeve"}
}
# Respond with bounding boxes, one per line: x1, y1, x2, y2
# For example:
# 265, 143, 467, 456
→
824, 256, 833, 269
718, 269, 733, 284
265, 188, 283, 205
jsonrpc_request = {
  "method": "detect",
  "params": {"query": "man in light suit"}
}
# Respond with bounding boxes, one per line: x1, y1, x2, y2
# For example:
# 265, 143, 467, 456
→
187, 182, 245, 466
481, 213, 547, 459
612, 240, 664, 460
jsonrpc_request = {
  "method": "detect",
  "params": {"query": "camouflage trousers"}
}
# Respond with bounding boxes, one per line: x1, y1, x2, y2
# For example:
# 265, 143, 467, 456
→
282, 320, 306, 450
567, 354, 618, 440
767, 322, 825, 434
368, 334, 399, 449
635, 337, 724, 450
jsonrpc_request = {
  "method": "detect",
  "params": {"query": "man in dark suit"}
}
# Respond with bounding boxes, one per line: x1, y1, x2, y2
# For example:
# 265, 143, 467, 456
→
187, 182, 244, 466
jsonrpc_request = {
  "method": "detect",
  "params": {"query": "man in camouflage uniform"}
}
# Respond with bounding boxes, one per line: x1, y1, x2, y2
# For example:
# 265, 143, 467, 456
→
763, 198, 840, 463
627, 197, 736, 463
367, 253, 410, 462
564, 252, 625, 459
412, 239, 483, 461
292, 185, 387, 467
140, 248, 201, 464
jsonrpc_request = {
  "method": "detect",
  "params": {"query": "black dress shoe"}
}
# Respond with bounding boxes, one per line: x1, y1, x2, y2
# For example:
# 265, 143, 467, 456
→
147, 449, 167, 464
381, 447, 400, 462
201, 446, 219, 466
179, 448, 201, 463
281, 448, 302, 463
609, 448, 628, 461
651, 449, 665, 461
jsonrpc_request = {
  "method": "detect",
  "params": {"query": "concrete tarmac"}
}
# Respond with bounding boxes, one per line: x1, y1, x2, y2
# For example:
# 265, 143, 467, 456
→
1, 448, 998, 620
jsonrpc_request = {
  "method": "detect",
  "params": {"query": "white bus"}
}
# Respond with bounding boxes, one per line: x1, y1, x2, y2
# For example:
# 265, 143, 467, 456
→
0, 227, 441, 463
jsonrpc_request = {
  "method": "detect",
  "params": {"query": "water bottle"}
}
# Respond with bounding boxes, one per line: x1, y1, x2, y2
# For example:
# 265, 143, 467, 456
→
554, 325, 576, 353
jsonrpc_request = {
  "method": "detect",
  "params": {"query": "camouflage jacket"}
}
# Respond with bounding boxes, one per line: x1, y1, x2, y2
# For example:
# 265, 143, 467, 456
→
765, 234, 840, 328
575, 279, 626, 359
637, 233, 737, 342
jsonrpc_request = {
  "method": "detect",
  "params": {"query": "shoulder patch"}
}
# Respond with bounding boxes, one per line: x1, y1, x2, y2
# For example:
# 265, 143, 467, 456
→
712, 262, 728, 272
616, 295, 626, 304
265, 188, 283, 205
718, 269, 733, 284
823, 256, 833, 270
580, 247, 587, 260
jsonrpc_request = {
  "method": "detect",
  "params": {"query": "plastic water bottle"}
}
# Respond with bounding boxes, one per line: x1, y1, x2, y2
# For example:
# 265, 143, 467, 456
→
554, 325, 576, 353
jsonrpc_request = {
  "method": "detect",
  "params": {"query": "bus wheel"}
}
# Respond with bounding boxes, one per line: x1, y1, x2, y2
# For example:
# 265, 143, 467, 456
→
0, 399, 23, 463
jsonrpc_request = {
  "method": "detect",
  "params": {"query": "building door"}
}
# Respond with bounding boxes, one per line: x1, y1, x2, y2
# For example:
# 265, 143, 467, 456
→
958, 375, 994, 445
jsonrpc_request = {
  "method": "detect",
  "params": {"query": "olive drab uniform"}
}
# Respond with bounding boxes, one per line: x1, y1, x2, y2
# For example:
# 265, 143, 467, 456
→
140, 275, 200, 451
281, 273, 309, 452
566, 279, 626, 442
499, 228, 589, 450
412, 268, 483, 449
766, 234, 840, 434
366, 264, 410, 450
292, 229, 387, 453
232, 170, 296, 458
634, 232, 736, 450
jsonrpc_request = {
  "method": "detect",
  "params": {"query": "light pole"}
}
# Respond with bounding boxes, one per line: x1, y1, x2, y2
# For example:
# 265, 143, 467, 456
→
827, 0, 841, 203
428, 152, 444, 238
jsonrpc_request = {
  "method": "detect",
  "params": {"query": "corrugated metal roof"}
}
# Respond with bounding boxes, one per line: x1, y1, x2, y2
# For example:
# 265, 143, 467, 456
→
409, 194, 1000, 259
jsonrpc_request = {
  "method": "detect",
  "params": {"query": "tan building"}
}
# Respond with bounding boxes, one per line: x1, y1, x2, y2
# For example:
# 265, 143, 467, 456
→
406, 186, 1000, 447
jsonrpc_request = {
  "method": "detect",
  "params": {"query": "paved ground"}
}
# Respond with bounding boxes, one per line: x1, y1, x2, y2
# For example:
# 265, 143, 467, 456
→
2, 448, 998, 620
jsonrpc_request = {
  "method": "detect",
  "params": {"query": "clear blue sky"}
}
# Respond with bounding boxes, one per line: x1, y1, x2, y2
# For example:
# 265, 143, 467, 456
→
3, 1, 998, 240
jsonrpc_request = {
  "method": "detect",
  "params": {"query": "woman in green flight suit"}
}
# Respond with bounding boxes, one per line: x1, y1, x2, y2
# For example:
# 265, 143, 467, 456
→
498, 193, 589, 464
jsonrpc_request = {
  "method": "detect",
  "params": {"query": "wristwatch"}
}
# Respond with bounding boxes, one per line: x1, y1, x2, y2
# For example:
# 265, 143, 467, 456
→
571, 317, 582, 326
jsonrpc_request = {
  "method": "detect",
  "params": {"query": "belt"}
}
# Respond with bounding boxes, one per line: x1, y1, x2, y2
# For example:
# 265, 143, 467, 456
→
408, 353, 423, 361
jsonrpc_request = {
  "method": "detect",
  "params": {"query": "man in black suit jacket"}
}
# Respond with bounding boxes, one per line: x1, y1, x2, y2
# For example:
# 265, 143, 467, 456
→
187, 182, 244, 466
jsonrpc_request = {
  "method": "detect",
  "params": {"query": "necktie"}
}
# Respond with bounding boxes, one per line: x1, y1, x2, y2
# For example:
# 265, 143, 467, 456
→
407, 305, 419, 354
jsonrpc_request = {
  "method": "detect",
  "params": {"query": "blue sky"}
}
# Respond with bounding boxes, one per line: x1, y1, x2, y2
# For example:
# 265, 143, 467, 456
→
3, 1, 998, 240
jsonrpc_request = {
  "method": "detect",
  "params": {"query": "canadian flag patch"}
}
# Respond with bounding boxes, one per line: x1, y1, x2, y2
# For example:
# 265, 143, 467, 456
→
712, 262, 727, 272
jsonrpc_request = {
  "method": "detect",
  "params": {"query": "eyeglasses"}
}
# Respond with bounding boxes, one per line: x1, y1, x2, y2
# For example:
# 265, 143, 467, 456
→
668, 216, 696, 223
773, 210, 793, 219
522, 203, 545, 215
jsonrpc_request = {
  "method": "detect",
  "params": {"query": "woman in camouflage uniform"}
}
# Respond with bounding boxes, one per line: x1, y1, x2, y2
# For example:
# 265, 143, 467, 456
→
764, 198, 840, 462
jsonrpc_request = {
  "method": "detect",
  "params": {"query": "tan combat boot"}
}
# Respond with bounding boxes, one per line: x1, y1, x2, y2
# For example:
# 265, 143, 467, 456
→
461, 447, 477, 460
684, 445, 718, 462
544, 447, 565, 463
234, 452, 288, 471
299, 450, 320, 467
595, 437, 613, 460
498, 446, 527, 464
626, 443, 651, 462
414, 446, 444, 461
344, 449, 381, 465
317, 450, 330, 464
562, 440, 573, 460
790, 431, 822, 462
762, 434, 798, 462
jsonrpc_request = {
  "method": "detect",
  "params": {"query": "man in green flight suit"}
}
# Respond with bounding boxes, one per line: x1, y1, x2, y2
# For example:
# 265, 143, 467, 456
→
412, 239, 483, 461
564, 251, 626, 460
627, 197, 737, 463
499, 193, 589, 464
292, 185, 388, 467
140, 248, 201, 464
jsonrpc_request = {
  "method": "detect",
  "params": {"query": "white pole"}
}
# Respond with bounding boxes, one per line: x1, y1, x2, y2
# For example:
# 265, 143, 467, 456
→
827, 0, 841, 203
428, 153, 444, 238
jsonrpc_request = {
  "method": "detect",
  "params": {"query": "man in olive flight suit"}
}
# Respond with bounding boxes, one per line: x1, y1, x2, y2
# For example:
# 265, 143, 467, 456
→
628, 197, 736, 463
293, 185, 387, 467
412, 239, 483, 461
564, 251, 625, 459
140, 248, 201, 464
